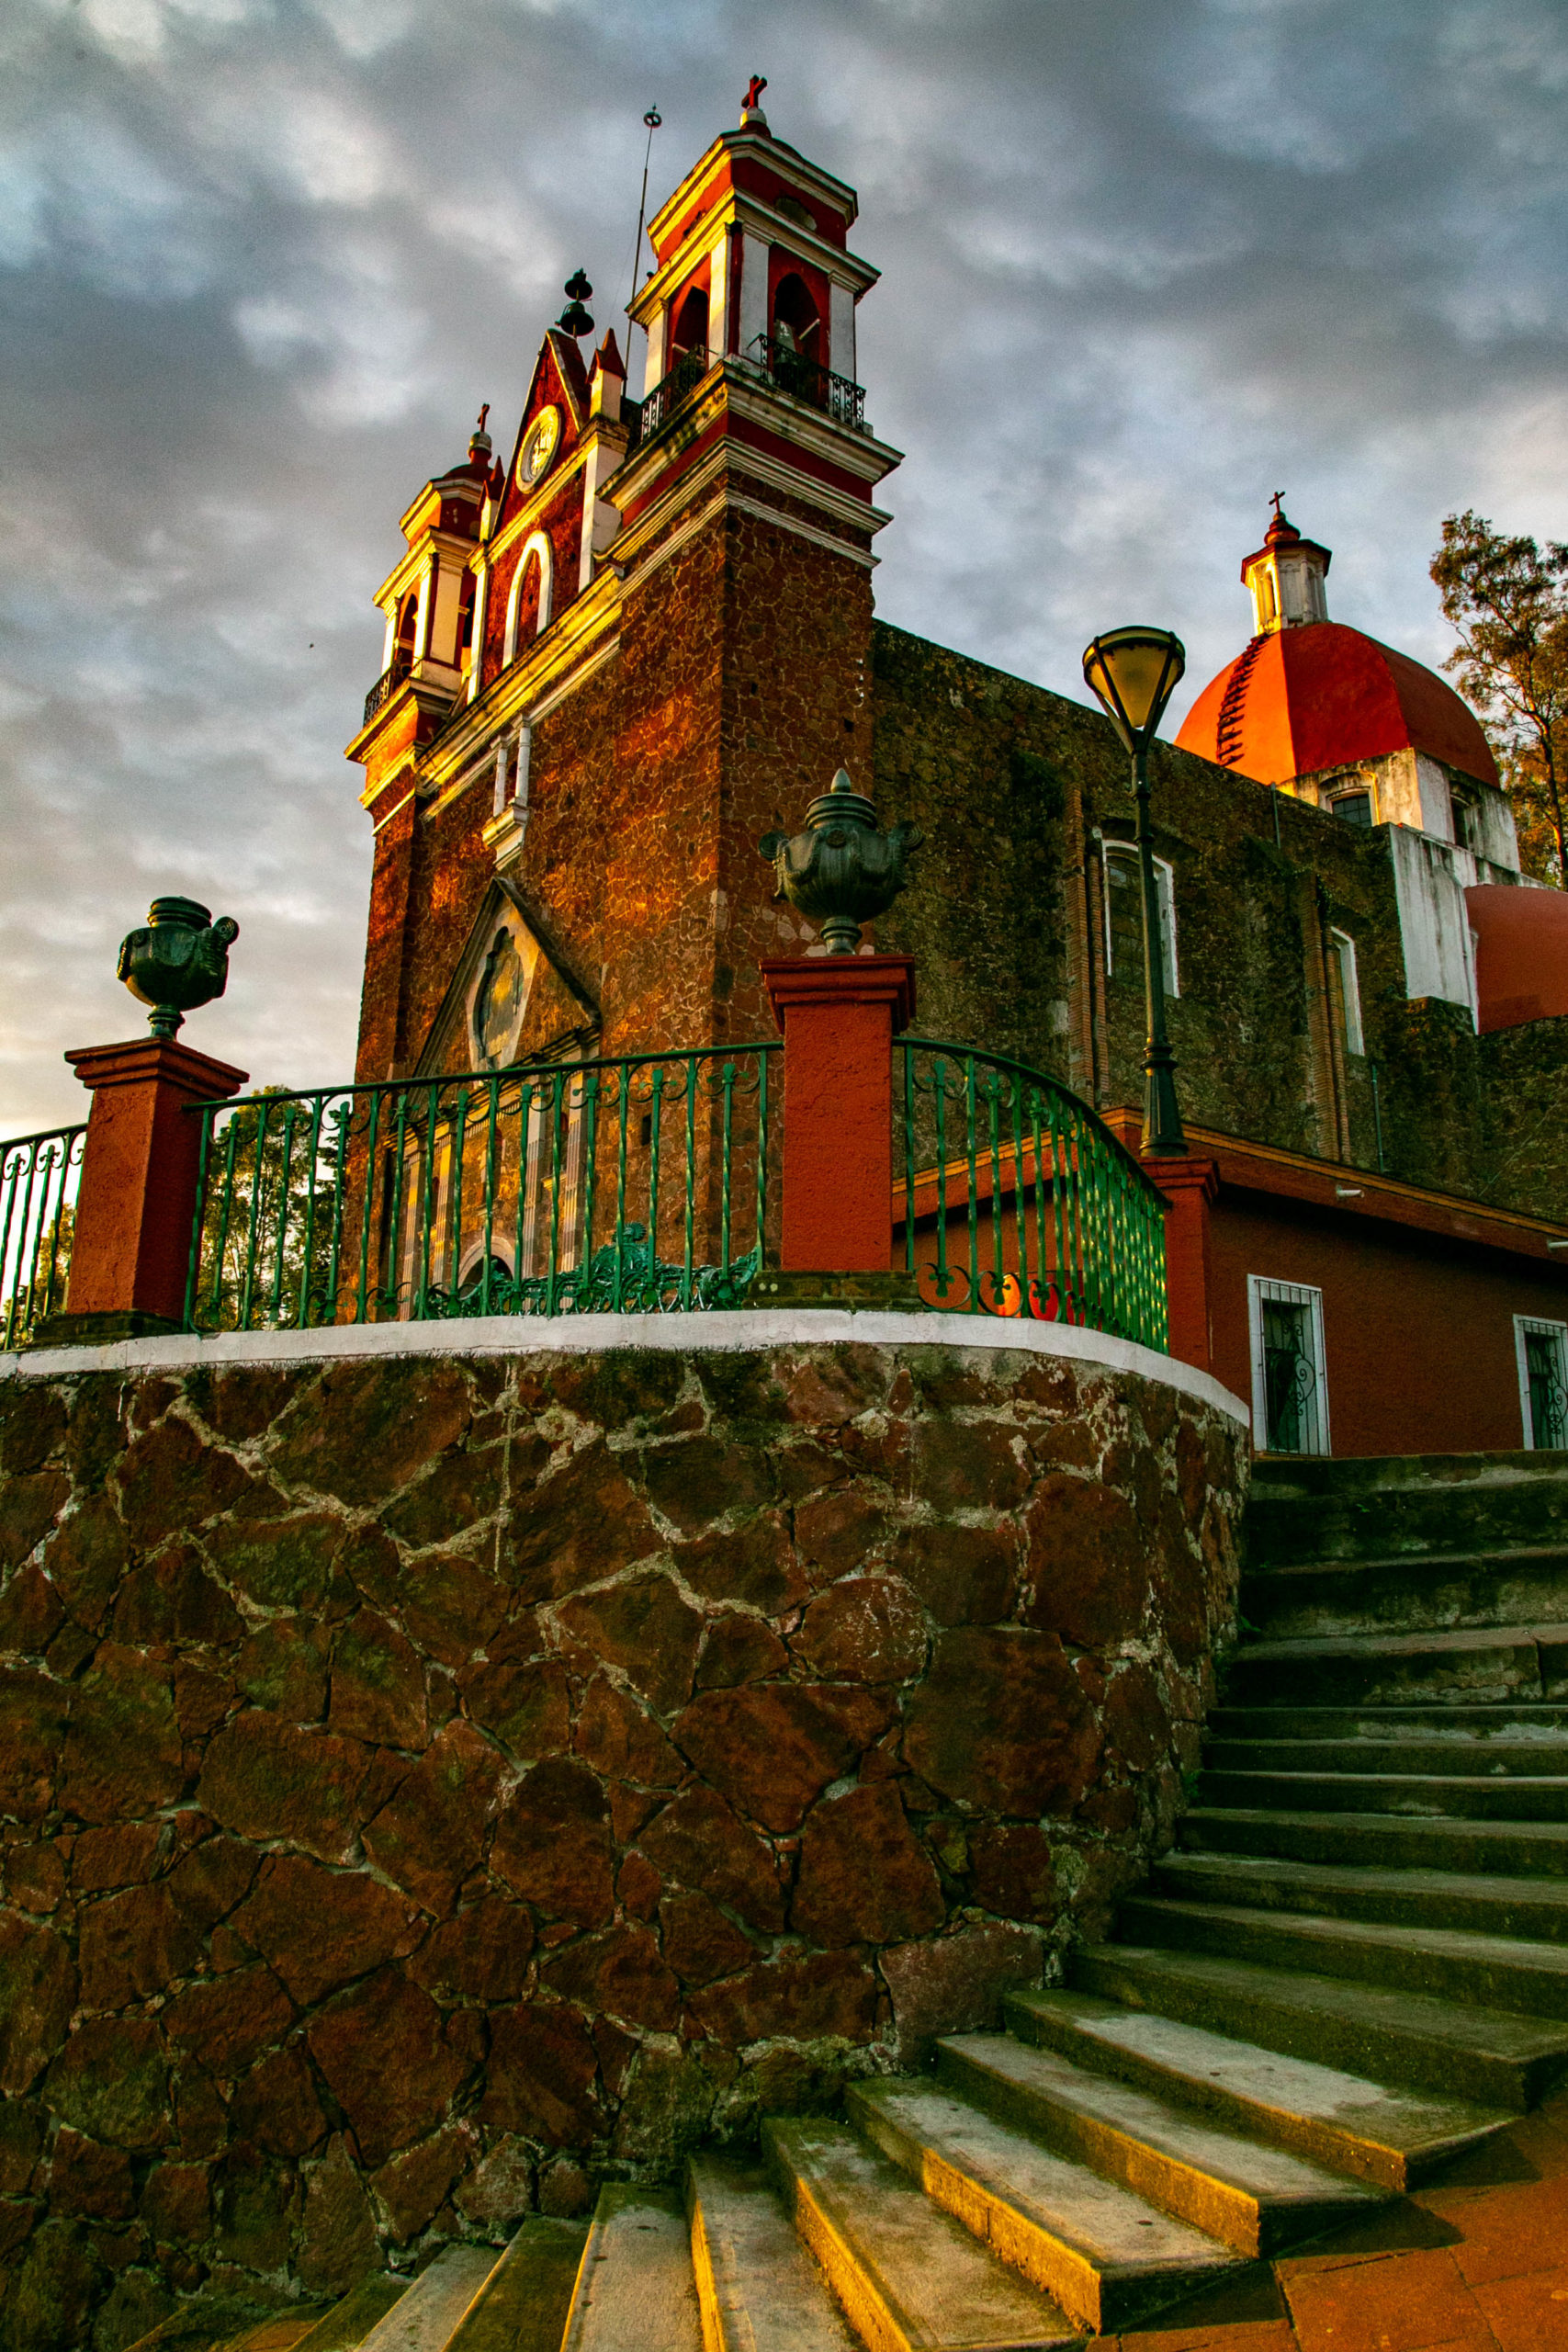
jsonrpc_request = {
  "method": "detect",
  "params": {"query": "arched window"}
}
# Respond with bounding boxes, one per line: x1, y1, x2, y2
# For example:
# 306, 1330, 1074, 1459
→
502, 533, 554, 666
772, 272, 822, 361
671, 284, 709, 366
457, 574, 477, 678
393, 590, 419, 676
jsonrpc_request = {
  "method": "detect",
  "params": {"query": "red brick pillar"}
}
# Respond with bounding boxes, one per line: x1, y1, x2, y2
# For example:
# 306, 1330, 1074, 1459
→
51, 1037, 249, 1341
761, 956, 916, 1272
1148, 1157, 1219, 1374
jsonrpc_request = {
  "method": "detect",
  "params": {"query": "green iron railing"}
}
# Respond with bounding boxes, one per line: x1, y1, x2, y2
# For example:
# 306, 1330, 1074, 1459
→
0, 1123, 85, 1349
184, 1046, 780, 1333
895, 1039, 1168, 1350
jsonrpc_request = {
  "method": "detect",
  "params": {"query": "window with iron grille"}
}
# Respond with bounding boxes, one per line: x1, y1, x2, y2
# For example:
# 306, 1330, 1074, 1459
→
1248, 1275, 1331, 1455
1516, 1317, 1568, 1452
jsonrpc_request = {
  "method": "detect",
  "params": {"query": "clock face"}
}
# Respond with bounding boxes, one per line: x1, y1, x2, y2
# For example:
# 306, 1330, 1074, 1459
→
518, 406, 560, 489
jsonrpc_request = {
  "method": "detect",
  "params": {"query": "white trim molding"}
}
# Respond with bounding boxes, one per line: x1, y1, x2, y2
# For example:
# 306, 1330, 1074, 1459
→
2, 1308, 1249, 1426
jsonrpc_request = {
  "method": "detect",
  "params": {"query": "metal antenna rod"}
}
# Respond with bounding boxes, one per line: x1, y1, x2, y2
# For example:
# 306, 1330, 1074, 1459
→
626, 106, 662, 320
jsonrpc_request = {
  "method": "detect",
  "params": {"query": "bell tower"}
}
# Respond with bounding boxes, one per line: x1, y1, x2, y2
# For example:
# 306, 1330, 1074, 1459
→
346, 88, 903, 1081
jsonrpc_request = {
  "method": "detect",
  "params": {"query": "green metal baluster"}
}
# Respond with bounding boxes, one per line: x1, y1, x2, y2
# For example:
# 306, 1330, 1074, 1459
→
987, 1072, 1005, 1310
719, 1058, 737, 1281
614, 1067, 633, 1311
238, 1100, 271, 1331
546, 1070, 567, 1313
754, 1050, 770, 1276
208, 1112, 241, 1328
184, 1109, 215, 1331
932, 1052, 950, 1304
513, 1080, 534, 1304
449, 1084, 470, 1309
323, 1098, 353, 1326
0, 1148, 24, 1350
580, 1069, 601, 1293
384, 1087, 411, 1318
39, 1137, 74, 1324
266, 1103, 299, 1323
964, 1055, 981, 1314
901, 1042, 917, 1277
351, 1088, 379, 1324
294, 1093, 327, 1328
1010, 1074, 1028, 1311
648, 1074, 664, 1301
415, 1082, 441, 1319
479, 1076, 501, 1315
682, 1056, 697, 1311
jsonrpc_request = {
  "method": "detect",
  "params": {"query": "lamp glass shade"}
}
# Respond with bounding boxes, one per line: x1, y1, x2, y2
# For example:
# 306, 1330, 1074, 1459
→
1082, 627, 1187, 752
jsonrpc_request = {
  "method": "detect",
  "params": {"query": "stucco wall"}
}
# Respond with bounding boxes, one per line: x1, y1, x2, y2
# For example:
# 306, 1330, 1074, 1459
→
0, 1323, 1244, 2348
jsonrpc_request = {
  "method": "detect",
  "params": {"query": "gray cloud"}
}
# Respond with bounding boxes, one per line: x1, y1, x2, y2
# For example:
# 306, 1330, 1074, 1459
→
3, 0, 1566, 1127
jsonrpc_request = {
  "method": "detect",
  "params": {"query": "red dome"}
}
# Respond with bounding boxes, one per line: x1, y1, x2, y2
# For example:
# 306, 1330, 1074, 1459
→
1468, 884, 1568, 1034
1176, 621, 1499, 791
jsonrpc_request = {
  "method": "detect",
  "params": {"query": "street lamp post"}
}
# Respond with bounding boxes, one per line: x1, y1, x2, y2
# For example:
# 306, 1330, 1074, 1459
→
1082, 626, 1188, 1156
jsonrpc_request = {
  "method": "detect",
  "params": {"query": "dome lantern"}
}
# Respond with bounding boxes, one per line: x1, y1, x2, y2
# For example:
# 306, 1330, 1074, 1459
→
1243, 494, 1332, 636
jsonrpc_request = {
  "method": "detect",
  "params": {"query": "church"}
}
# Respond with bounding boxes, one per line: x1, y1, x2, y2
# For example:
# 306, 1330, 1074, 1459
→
344, 91, 1568, 1462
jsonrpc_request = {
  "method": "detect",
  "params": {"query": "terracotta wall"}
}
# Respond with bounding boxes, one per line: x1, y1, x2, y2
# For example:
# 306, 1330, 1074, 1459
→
0, 1334, 1243, 2347
1207, 1190, 1568, 1455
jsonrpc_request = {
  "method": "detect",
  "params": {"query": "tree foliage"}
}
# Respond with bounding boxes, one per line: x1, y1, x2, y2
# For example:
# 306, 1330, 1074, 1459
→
1431, 510, 1568, 887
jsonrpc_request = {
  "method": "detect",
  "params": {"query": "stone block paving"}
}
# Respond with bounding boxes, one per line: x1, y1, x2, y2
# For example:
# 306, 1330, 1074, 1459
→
1111, 2094, 1568, 2351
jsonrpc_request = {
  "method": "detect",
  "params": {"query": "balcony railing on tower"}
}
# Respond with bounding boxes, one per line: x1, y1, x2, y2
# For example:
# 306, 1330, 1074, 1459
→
746, 335, 866, 432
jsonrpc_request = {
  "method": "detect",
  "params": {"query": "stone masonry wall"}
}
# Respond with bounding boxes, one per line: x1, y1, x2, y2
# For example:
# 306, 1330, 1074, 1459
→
0, 1337, 1245, 2349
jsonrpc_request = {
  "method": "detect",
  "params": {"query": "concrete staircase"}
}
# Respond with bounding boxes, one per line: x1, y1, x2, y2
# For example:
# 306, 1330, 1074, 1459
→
131, 1449, 1568, 2352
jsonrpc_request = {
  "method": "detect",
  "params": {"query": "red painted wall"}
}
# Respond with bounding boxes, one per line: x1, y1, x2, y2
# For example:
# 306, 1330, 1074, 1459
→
1208, 1188, 1568, 1455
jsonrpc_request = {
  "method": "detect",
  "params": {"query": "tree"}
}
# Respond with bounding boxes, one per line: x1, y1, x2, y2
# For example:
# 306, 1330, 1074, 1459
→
1431, 511, 1568, 888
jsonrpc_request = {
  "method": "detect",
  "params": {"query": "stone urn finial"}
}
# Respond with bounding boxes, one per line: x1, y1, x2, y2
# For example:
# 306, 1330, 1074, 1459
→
117, 897, 240, 1041
759, 768, 923, 955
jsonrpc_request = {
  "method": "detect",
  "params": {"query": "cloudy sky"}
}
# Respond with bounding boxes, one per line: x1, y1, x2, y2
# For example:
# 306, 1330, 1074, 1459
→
4, 0, 1566, 1131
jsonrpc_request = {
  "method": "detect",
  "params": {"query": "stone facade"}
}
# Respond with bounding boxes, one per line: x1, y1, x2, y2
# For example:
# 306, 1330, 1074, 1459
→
870, 624, 1568, 1222
0, 1332, 1243, 2346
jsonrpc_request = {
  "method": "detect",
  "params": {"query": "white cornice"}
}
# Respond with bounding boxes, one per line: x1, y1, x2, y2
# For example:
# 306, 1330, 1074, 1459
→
647, 129, 859, 247
373, 527, 480, 613
608, 363, 899, 527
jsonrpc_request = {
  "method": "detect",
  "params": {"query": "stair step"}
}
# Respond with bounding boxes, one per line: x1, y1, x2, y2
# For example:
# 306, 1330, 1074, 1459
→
1241, 1548, 1568, 1640
1179, 1804, 1568, 1876
287, 2279, 409, 2352
1069, 1941, 1568, 2110
1197, 1767, 1568, 1820
1203, 1734, 1568, 1777
562, 2187, 702, 2352
1119, 1894, 1568, 2019
1004, 1985, 1509, 2191
686, 2154, 857, 2352
761, 2115, 1084, 2352
359, 2247, 500, 2352
447, 2218, 589, 2352
847, 2076, 1241, 2335
1225, 1623, 1568, 1707
1207, 1702, 1568, 1741
1244, 1455, 1568, 1567
931, 2032, 1383, 2259
1154, 1848, 1568, 1943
